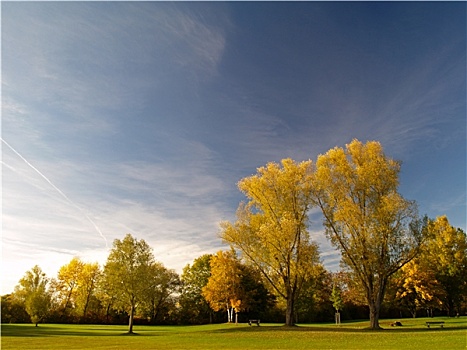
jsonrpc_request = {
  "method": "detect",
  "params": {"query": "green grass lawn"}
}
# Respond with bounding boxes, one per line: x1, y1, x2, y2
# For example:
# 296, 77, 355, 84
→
2, 317, 466, 350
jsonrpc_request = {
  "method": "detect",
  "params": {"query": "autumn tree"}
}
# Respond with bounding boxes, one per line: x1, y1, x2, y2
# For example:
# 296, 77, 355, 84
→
221, 159, 321, 326
53, 257, 85, 317
421, 216, 467, 316
202, 250, 273, 324
179, 254, 214, 324
14, 265, 51, 326
102, 234, 155, 333
202, 250, 244, 323
313, 139, 425, 329
74, 262, 101, 319
330, 283, 344, 324
394, 259, 444, 317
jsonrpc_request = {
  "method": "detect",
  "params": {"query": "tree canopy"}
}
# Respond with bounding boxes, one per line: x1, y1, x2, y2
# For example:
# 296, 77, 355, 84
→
312, 139, 425, 329
141, 262, 180, 324
422, 216, 467, 316
102, 234, 155, 333
202, 250, 244, 323
179, 254, 214, 324
54, 257, 85, 317
14, 265, 51, 326
221, 158, 322, 326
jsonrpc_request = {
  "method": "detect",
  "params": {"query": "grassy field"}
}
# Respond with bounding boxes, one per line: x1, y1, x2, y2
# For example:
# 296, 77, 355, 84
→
2, 317, 466, 350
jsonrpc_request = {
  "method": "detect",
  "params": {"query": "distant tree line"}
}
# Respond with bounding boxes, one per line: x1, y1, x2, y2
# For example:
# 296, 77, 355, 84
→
2, 140, 466, 331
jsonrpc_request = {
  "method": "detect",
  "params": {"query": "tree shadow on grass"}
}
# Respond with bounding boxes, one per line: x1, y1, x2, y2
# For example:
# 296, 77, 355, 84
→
208, 323, 467, 334
119, 332, 141, 336
3, 321, 466, 338
1, 324, 139, 338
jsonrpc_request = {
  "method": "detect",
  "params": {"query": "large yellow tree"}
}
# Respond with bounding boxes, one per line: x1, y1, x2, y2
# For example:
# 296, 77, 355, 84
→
221, 159, 321, 326
313, 139, 424, 329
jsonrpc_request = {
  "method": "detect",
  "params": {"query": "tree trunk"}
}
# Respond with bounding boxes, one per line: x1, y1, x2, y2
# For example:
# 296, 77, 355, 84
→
62, 288, 74, 317
447, 299, 454, 317
368, 300, 381, 329
82, 289, 91, 318
128, 304, 135, 334
335, 311, 341, 325
285, 294, 295, 326
106, 302, 111, 323
367, 277, 387, 330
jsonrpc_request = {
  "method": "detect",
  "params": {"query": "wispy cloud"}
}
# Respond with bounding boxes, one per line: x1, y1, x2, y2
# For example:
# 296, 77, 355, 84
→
151, 3, 228, 79
2, 2, 464, 295
1, 133, 231, 293
2, 2, 229, 152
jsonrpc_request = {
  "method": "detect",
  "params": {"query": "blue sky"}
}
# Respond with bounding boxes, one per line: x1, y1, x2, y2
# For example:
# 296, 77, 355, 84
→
2, 2, 465, 294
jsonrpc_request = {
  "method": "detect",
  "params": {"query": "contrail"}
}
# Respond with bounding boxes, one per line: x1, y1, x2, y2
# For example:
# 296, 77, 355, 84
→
1, 137, 108, 248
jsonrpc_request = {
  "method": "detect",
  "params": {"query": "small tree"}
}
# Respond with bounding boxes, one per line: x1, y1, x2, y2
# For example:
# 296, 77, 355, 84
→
202, 251, 243, 323
202, 250, 273, 324
14, 265, 51, 326
330, 284, 344, 324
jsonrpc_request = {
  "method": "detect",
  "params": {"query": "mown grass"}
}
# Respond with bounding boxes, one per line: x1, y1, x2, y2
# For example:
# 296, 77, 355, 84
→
2, 317, 466, 350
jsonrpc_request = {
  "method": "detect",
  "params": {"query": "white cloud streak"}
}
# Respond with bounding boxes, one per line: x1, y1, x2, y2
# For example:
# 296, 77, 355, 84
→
2, 138, 108, 248
1, 134, 231, 293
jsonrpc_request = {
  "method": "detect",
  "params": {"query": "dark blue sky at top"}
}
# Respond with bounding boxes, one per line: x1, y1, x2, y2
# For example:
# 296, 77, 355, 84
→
1, 1, 465, 293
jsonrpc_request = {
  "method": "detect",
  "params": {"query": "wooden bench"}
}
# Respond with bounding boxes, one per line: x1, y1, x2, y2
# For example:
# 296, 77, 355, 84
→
425, 321, 444, 328
248, 319, 260, 326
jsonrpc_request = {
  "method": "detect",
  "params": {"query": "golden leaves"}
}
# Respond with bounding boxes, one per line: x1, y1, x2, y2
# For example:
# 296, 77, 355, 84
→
221, 158, 321, 309
201, 251, 242, 312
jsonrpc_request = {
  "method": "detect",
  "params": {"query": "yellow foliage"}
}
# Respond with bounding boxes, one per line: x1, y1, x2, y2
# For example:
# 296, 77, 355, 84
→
423, 216, 467, 274
221, 157, 321, 326
202, 251, 243, 312
313, 139, 422, 328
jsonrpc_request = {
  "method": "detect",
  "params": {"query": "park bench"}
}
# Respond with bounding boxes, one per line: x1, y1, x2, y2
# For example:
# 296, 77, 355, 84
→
248, 319, 260, 326
425, 321, 444, 328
